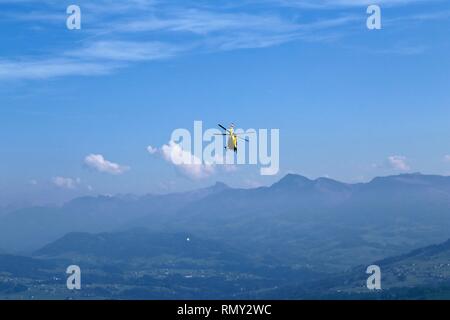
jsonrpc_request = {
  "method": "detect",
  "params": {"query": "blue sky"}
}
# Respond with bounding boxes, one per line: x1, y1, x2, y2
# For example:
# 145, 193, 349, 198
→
0, 0, 450, 205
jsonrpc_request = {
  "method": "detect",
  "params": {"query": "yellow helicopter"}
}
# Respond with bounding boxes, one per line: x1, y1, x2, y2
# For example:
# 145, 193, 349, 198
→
216, 123, 251, 153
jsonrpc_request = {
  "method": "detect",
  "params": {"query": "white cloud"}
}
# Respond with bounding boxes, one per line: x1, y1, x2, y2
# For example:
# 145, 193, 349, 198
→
148, 141, 214, 180
52, 176, 79, 189
387, 155, 410, 171
84, 154, 130, 175
161, 141, 215, 179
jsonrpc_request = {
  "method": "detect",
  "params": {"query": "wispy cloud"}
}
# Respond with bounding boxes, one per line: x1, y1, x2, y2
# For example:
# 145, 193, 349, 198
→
207, 15, 359, 50
0, 0, 443, 80
112, 9, 300, 35
0, 11, 65, 23
274, 0, 439, 9
0, 58, 115, 80
0, 12, 357, 79
68, 41, 184, 62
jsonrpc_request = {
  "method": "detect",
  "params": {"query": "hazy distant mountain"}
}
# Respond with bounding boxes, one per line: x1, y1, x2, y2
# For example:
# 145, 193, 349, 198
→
35, 228, 246, 263
0, 183, 230, 253
157, 173, 450, 271
1, 173, 450, 273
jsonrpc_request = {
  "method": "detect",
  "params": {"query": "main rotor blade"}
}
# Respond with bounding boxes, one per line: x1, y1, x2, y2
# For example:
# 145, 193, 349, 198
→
238, 137, 250, 142
234, 132, 255, 136
213, 133, 228, 135
218, 124, 228, 132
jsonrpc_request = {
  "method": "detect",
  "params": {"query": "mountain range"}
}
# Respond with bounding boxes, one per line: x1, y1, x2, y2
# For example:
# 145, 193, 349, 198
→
0, 173, 450, 277
2, 173, 450, 274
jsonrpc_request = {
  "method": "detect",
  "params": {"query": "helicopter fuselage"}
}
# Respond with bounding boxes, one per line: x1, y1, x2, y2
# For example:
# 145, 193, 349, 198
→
227, 128, 238, 152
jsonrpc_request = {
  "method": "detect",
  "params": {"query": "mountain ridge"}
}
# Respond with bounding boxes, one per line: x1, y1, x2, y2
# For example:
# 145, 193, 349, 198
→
1, 172, 450, 272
